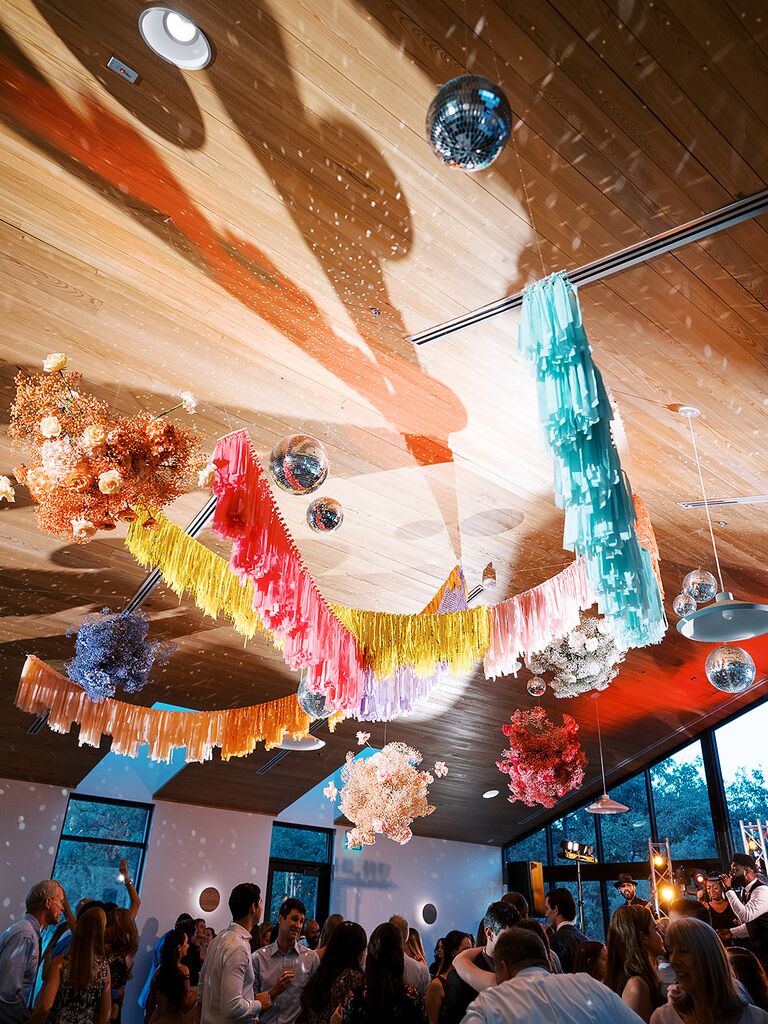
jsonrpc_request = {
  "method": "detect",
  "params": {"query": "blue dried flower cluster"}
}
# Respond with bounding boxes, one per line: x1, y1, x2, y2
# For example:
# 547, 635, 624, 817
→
66, 608, 176, 702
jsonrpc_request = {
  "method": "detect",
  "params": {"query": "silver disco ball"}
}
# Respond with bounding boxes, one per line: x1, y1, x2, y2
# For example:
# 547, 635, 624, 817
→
683, 568, 718, 605
426, 75, 512, 171
705, 645, 756, 693
297, 673, 332, 719
527, 677, 547, 697
672, 593, 697, 617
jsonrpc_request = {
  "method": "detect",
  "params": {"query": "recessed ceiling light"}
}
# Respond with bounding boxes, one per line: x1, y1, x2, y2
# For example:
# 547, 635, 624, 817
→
482, 789, 500, 799
275, 736, 326, 752
138, 7, 212, 70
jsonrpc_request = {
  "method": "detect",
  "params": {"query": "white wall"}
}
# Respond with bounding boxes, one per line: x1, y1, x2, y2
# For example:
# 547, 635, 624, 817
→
0, 778, 69, 924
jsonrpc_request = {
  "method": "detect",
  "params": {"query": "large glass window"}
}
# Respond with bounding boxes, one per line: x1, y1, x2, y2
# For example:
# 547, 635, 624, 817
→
505, 828, 548, 866
266, 823, 333, 924
650, 741, 717, 859
715, 703, 768, 849
52, 795, 152, 908
600, 773, 651, 862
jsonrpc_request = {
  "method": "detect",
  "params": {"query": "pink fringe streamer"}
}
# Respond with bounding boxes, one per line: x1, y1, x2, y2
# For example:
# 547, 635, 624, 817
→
212, 430, 363, 712
484, 558, 595, 680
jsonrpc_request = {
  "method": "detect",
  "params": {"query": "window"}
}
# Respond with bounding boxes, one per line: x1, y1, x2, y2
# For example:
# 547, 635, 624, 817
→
550, 806, 597, 862
650, 740, 717, 858
505, 828, 548, 866
715, 703, 768, 850
265, 823, 333, 924
600, 773, 651, 862
52, 795, 152, 908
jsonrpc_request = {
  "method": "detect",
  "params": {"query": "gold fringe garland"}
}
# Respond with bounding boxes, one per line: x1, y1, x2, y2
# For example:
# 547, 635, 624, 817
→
15, 655, 341, 763
126, 510, 280, 649
126, 512, 490, 677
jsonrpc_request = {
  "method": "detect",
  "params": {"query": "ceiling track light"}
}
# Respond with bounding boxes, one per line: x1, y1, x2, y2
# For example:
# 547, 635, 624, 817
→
138, 7, 212, 70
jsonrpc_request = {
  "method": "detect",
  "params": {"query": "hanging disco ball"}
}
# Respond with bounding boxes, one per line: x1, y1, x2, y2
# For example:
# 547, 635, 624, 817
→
682, 568, 718, 605
269, 435, 328, 495
672, 593, 697, 618
426, 75, 512, 172
307, 496, 344, 533
705, 645, 756, 693
527, 676, 547, 697
297, 673, 332, 719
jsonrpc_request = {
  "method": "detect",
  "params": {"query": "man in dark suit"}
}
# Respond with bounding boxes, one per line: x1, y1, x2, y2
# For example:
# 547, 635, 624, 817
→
439, 900, 520, 1024
544, 887, 587, 973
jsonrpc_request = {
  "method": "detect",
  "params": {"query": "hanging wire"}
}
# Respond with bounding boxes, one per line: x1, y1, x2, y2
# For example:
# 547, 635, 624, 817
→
595, 697, 608, 794
686, 414, 725, 593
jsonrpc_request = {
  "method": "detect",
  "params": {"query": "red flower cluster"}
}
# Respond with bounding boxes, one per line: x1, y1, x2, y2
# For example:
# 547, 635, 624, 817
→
10, 366, 202, 542
496, 706, 586, 808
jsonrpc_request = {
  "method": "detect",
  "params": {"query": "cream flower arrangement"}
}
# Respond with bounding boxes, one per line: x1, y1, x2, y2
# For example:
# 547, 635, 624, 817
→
526, 615, 625, 698
326, 741, 446, 846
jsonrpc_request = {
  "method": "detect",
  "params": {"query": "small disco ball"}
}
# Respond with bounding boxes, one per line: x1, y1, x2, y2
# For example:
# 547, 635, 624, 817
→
682, 568, 718, 604
269, 435, 328, 495
297, 674, 331, 719
307, 496, 344, 533
426, 75, 512, 172
705, 645, 756, 693
672, 593, 697, 618
527, 676, 547, 697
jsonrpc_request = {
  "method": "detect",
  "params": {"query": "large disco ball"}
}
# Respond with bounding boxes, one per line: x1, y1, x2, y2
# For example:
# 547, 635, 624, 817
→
297, 673, 332, 719
426, 76, 512, 171
269, 435, 328, 495
682, 568, 718, 605
672, 593, 697, 618
705, 645, 756, 693
527, 676, 547, 697
307, 496, 344, 533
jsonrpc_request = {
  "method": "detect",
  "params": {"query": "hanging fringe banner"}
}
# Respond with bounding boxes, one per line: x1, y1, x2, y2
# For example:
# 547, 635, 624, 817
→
15, 655, 341, 763
212, 431, 363, 712
518, 273, 666, 649
484, 557, 595, 680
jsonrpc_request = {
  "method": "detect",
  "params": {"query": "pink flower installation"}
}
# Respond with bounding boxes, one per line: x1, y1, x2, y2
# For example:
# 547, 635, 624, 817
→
496, 706, 586, 808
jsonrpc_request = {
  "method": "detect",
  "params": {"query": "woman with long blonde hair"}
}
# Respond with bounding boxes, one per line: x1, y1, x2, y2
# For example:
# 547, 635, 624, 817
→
606, 904, 665, 1022
651, 918, 768, 1023
405, 928, 427, 965
31, 905, 111, 1024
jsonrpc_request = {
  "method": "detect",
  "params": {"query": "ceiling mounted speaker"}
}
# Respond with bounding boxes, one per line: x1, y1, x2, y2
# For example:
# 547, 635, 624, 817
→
138, 7, 212, 70
676, 592, 768, 643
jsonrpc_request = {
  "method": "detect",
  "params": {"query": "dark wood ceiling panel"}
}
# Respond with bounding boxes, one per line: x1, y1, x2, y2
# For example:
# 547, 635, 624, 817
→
1, 0, 767, 842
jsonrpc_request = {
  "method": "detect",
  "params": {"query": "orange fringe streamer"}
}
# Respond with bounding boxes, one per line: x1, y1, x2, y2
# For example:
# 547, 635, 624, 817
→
15, 655, 341, 763
633, 494, 664, 598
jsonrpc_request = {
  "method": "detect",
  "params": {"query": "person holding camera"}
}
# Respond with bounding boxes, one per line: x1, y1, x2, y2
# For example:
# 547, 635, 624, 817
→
719, 854, 768, 969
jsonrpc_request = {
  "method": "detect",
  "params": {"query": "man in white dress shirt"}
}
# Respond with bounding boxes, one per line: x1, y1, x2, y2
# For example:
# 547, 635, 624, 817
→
197, 883, 274, 1023
389, 915, 430, 995
721, 853, 768, 970
461, 927, 644, 1023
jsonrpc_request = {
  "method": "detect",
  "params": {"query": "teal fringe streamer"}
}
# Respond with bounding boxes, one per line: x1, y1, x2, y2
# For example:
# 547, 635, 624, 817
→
519, 272, 666, 649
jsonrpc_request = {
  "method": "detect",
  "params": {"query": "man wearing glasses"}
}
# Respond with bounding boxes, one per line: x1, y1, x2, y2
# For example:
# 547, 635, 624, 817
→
0, 880, 67, 1023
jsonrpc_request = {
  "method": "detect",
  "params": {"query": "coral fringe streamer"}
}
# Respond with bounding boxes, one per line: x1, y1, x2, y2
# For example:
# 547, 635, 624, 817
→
15, 655, 341, 763
633, 494, 664, 598
484, 557, 595, 680
212, 431, 363, 711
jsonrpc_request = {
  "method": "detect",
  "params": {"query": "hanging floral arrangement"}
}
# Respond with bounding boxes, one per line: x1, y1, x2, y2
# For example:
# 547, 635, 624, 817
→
526, 615, 625, 698
9, 354, 203, 542
66, 608, 177, 702
497, 706, 586, 808
325, 739, 448, 846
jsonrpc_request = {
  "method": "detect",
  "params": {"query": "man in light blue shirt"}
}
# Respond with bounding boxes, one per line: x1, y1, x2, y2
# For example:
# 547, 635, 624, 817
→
0, 880, 66, 1024
252, 898, 318, 1024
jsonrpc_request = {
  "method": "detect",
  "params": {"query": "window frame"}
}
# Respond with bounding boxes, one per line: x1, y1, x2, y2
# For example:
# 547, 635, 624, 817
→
265, 821, 334, 925
52, 792, 154, 900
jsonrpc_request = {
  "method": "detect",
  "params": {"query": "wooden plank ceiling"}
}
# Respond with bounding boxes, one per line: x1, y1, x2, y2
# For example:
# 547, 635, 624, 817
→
1, 0, 767, 844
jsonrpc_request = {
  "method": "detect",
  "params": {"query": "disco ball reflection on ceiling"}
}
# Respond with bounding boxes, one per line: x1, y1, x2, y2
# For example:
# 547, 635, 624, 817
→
426, 75, 512, 171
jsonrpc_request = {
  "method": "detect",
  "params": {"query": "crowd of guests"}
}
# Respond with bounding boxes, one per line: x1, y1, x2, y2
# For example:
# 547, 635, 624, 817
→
2, 851, 768, 1023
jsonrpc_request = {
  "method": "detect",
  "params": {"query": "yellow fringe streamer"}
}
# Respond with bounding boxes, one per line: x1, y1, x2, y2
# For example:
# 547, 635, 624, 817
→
332, 604, 490, 678
126, 512, 490, 678
126, 510, 280, 649
15, 655, 341, 764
